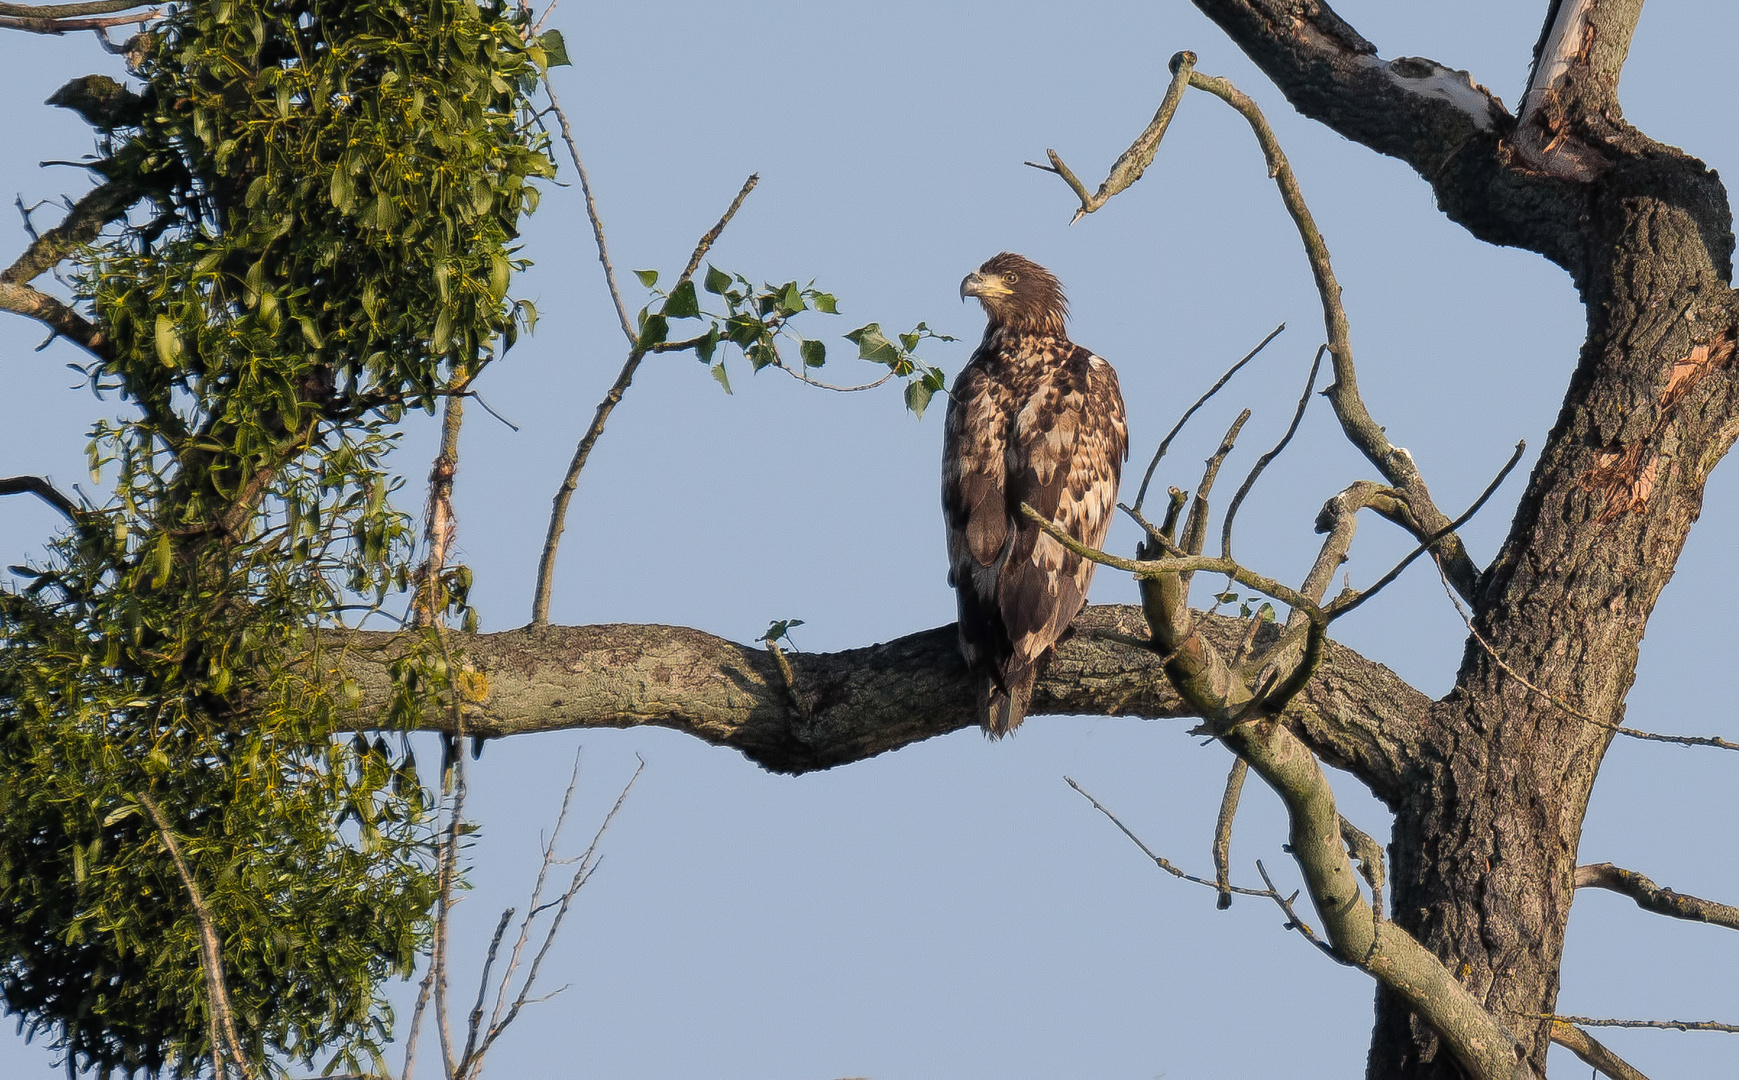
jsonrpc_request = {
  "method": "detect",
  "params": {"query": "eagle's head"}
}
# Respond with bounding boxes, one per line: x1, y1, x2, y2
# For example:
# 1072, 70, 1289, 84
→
960, 252, 1068, 335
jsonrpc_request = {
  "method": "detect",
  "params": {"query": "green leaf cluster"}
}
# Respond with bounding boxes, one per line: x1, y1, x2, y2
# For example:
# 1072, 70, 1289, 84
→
1, 0, 555, 1075
636, 265, 952, 412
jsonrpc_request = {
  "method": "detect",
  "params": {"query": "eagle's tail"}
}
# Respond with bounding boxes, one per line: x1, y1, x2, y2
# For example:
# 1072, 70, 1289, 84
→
979, 661, 1037, 738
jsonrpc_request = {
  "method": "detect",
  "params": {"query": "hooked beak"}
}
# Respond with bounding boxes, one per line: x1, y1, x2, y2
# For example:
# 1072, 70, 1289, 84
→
960, 270, 1011, 303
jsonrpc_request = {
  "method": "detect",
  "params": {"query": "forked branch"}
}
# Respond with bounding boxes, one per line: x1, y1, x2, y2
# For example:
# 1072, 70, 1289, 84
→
1037, 53, 1481, 601
530, 174, 758, 625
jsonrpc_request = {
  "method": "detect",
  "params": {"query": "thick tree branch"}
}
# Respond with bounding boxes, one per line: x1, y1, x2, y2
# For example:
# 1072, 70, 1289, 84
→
0, 475, 81, 521
0, 7, 152, 33
328, 605, 1428, 799
1575, 863, 1739, 932
1188, 0, 1590, 274
3, 177, 140, 287
0, 279, 109, 356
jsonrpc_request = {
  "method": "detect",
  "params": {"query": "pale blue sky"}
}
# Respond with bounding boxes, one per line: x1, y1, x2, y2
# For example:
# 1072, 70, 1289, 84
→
2, 3, 1736, 1077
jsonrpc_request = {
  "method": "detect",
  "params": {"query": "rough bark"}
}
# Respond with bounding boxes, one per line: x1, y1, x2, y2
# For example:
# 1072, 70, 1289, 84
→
1188, 2, 1739, 1076
331, 605, 1431, 793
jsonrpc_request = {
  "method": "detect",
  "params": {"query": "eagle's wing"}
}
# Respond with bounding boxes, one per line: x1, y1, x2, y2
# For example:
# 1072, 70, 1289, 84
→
998, 346, 1128, 669
942, 360, 1013, 675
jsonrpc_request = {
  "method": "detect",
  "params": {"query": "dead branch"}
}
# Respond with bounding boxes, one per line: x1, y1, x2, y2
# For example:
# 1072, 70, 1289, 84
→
1212, 757, 1247, 909
0, 0, 152, 15
530, 174, 758, 626
467, 760, 643, 1072
0, 4, 154, 33
1549, 1020, 1652, 1080
1178, 409, 1249, 596
1123, 462, 1536, 1079
1575, 863, 1739, 932
1131, 322, 1283, 514
1025, 49, 1197, 224
1549, 1015, 1739, 1035
136, 792, 255, 1080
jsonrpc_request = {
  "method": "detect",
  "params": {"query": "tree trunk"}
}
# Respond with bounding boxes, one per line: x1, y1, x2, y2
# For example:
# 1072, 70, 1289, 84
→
1374, 154, 1739, 1075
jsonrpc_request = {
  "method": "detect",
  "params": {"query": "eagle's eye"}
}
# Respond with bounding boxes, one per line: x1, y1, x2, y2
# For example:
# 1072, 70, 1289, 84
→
1003, 271, 1019, 285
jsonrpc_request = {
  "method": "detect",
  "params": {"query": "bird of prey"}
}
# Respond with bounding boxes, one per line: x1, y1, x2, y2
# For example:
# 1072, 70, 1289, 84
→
944, 253, 1128, 736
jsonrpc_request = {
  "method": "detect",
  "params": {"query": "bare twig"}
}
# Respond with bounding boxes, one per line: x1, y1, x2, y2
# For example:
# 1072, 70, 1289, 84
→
1065, 776, 1270, 899
531, 175, 758, 625
1254, 858, 1338, 960
1181, 410, 1249, 557
1181, 63, 1481, 602
1178, 409, 1249, 599
458, 908, 515, 1074
1548, 1015, 1739, 1034
544, 81, 633, 344
1575, 863, 1739, 932
768, 361, 895, 394
1132, 322, 1283, 514
1025, 50, 1198, 225
471, 759, 644, 1069
1325, 440, 1525, 622
1437, 567, 1739, 753
1549, 1020, 1653, 1080
0, 474, 81, 521
1221, 344, 1324, 561
1212, 757, 1247, 909
136, 792, 255, 1080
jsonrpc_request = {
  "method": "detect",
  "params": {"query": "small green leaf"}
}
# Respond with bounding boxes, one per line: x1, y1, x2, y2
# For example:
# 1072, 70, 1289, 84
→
703, 265, 733, 295
297, 315, 324, 349
846, 323, 898, 367
905, 378, 937, 418
149, 531, 172, 589
638, 313, 668, 347
710, 362, 732, 394
664, 280, 700, 319
634, 268, 659, 289
812, 292, 838, 314
330, 167, 354, 213
778, 281, 806, 315
539, 28, 571, 67
696, 324, 720, 365
153, 315, 184, 367
800, 339, 826, 368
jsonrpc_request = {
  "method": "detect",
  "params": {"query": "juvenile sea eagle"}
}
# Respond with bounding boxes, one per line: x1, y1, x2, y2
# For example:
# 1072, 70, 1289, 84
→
944, 253, 1128, 736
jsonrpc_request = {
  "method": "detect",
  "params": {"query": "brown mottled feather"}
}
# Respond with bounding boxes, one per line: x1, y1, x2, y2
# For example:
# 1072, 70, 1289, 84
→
943, 254, 1128, 736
